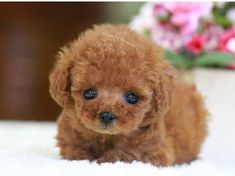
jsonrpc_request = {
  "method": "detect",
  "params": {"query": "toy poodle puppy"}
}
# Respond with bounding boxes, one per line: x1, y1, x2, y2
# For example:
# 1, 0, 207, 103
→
49, 24, 207, 166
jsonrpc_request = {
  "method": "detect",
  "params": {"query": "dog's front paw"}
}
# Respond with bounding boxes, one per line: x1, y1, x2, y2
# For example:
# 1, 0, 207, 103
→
96, 151, 119, 164
96, 150, 137, 164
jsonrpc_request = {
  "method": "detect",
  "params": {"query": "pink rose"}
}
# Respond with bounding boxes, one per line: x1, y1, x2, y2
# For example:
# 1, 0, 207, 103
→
186, 35, 208, 54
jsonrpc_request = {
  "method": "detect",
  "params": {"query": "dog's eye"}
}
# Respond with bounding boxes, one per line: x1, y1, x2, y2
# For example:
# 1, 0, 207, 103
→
83, 89, 97, 100
124, 92, 139, 104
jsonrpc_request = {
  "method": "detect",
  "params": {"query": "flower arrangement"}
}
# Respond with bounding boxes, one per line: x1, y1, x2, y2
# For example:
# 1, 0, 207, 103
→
130, 2, 235, 70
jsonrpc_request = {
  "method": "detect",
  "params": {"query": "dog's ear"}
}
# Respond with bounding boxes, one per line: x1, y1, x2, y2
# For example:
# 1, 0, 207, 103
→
49, 47, 74, 107
152, 60, 177, 117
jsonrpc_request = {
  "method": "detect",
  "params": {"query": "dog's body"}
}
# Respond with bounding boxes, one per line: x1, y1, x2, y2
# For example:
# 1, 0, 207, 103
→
49, 24, 207, 166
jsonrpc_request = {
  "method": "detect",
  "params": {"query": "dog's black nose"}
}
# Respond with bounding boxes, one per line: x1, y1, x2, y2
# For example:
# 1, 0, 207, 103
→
99, 111, 116, 125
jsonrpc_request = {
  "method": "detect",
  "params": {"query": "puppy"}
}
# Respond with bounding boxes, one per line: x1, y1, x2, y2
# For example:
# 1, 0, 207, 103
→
49, 24, 207, 166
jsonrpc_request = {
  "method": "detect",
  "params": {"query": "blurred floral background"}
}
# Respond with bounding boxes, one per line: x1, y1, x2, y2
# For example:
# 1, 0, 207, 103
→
0, 2, 234, 121
130, 2, 235, 69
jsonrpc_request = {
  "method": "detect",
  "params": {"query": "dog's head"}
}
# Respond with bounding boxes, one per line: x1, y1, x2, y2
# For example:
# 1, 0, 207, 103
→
49, 24, 176, 135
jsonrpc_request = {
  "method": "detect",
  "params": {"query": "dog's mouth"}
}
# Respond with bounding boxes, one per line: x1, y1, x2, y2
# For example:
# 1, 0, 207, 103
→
94, 127, 119, 135
93, 121, 120, 135
79, 117, 120, 135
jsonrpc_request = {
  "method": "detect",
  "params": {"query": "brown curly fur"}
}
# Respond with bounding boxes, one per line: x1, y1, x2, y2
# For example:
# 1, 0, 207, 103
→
49, 24, 207, 166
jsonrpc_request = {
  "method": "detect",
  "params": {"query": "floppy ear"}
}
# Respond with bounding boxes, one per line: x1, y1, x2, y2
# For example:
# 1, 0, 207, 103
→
152, 60, 177, 117
49, 48, 74, 107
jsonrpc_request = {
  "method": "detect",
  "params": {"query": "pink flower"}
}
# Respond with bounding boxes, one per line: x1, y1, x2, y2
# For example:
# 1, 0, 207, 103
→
219, 28, 235, 69
203, 24, 224, 52
151, 24, 186, 51
219, 28, 235, 54
186, 35, 208, 54
153, 4, 170, 22
154, 4, 168, 17
154, 2, 213, 34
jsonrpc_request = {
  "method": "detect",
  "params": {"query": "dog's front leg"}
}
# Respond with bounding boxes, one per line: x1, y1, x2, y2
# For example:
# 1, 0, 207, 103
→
96, 136, 175, 166
96, 148, 139, 164
140, 149, 175, 166
96, 148, 174, 166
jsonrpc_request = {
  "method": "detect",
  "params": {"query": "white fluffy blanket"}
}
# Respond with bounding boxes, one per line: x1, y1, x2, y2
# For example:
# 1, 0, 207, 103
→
0, 69, 235, 176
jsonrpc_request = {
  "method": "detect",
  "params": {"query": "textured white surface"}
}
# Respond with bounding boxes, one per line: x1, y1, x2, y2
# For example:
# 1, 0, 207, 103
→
0, 68, 235, 176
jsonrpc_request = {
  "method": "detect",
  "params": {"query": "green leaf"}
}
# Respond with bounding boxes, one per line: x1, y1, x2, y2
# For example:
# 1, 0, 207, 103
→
212, 9, 232, 28
215, 15, 232, 28
194, 52, 234, 67
164, 50, 192, 69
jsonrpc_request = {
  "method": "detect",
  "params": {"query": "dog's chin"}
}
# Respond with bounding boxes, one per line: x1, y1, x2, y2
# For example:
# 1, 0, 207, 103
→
85, 123, 136, 135
93, 128, 119, 135
80, 120, 120, 135
87, 125, 120, 135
